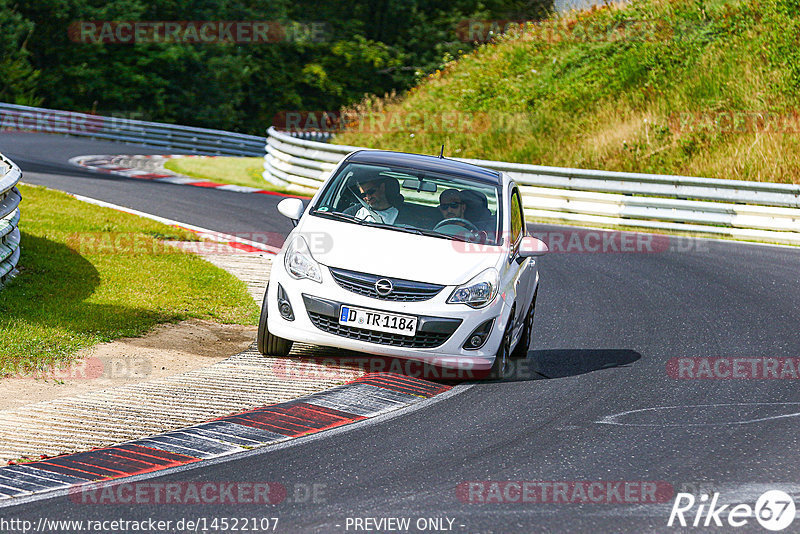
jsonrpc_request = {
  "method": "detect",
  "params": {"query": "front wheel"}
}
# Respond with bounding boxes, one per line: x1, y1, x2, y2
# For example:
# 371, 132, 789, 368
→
489, 317, 513, 380
511, 289, 537, 360
257, 285, 293, 357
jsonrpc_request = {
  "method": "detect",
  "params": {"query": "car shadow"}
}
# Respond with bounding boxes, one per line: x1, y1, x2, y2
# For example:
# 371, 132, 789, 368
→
502, 349, 642, 382
281, 346, 641, 385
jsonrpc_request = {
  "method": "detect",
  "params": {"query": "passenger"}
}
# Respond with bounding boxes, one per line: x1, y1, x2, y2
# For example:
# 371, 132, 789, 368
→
437, 188, 467, 221
436, 188, 489, 241
459, 189, 497, 241
460, 190, 495, 228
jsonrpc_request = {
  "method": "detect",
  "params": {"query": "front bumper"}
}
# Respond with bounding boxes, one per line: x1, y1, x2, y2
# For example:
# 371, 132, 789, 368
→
267, 263, 513, 371
303, 294, 463, 349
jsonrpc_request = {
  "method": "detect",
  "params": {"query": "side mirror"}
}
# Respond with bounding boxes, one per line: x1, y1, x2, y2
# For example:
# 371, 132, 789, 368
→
518, 236, 548, 258
277, 198, 305, 226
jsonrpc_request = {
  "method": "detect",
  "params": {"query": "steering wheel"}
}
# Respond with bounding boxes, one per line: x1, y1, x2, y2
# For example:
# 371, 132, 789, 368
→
433, 218, 480, 233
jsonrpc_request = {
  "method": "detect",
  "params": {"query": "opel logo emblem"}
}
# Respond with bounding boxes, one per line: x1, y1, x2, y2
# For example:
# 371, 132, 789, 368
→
375, 279, 393, 296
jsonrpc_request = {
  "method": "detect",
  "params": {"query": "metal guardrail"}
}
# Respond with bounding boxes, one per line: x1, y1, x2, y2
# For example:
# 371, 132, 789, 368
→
0, 102, 265, 157
0, 153, 22, 288
263, 127, 800, 244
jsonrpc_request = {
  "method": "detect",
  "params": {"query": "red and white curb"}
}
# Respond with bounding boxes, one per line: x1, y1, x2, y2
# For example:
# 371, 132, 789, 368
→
68, 192, 282, 255
69, 155, 309, 199
0, 373, 452, 504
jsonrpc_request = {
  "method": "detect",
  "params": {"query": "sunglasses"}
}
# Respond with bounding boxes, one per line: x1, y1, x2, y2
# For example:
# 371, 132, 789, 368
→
439, 202, 463, 209
358, 187, 378, 198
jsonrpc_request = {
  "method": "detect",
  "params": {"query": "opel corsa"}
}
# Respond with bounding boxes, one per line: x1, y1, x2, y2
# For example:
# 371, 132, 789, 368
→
258, 150, 548, 378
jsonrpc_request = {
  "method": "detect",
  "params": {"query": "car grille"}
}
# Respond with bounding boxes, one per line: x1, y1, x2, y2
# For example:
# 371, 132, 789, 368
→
328, 267, 445, 302
307, 311, 452, 348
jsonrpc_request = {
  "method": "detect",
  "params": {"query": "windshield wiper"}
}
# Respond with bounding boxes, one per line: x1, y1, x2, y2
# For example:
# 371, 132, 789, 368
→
312, 211, 369, 225
392, 226, 475, 243
312, 210, 391, 229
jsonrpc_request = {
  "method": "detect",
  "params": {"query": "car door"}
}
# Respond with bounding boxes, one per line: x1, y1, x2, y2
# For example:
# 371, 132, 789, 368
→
508, 184, 535, 336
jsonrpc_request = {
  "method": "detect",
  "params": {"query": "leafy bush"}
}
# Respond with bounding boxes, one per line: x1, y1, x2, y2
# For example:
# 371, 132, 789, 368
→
0, 0, 554, 135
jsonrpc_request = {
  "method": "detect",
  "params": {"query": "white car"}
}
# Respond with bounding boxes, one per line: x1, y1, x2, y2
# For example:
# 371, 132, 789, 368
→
258, 150, 547, 378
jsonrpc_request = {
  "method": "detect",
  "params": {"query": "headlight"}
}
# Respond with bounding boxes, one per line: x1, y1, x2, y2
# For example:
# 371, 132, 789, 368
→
447, 268, 499, 308
284, 235, 322, 283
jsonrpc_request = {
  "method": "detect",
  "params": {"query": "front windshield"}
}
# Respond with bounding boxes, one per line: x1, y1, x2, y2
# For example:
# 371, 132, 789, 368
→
311, 161, 502, 246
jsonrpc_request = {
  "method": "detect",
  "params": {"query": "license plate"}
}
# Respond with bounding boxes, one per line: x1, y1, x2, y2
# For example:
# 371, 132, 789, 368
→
339, 306, 417, 336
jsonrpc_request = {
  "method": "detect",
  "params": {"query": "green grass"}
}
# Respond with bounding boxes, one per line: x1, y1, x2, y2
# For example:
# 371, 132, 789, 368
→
0, 184, 259, 377
336, 0, 800, 184
164, 156, 300, 195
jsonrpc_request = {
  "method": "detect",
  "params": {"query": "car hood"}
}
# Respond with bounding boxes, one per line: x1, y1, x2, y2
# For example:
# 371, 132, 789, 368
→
295, 215, 504, 285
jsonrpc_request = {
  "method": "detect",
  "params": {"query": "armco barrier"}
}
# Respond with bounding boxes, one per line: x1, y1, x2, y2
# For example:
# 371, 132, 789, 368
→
263, 127, 800, 244
0, 102, 265, 156
0, 153, 21, 288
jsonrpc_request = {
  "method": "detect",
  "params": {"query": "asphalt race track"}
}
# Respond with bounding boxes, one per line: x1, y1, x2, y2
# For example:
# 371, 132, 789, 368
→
3, 132, 800, 533
0, 133, 294, 241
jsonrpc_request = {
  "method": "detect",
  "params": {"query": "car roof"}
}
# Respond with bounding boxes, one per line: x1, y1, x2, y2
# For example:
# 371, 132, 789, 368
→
346, 150, 502, 185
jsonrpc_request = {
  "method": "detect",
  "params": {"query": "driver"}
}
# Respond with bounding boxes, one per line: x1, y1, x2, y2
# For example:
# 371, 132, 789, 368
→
354, 176, 399, 224
437, 189, 466, 220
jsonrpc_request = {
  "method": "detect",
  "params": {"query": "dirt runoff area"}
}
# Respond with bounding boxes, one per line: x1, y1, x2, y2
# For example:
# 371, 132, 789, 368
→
0, 319, 257, 411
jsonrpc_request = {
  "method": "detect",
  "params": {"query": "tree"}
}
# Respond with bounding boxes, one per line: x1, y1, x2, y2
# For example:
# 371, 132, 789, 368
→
0, 1, 40, 105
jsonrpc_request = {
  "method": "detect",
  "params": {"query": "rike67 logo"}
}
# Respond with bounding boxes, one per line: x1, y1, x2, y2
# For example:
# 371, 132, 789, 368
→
668, 490, 796, 531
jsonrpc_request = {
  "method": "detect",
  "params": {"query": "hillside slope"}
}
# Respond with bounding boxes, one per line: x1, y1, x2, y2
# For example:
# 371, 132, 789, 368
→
336, 0, 800, 184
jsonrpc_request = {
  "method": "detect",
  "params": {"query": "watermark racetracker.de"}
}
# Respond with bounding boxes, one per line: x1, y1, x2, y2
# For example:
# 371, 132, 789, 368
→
3, 356, 152, 380
1, 109, 153, 136
451, 230, 709, 254
455, 18, 673, 44
68, 481, 293, 505
670, 111, 800, 134
68, 21, 331, 44
667, 357, 800, 379
271, 110, 531, 135
65, 231, 300, 255
65, 228, 709, 258
456, 480, 674, 504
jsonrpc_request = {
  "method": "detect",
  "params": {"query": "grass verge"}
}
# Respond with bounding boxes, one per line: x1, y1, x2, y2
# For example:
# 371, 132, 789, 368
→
164, 156, 302, 196
335, 0, 800, 184
0, 184, 259, 377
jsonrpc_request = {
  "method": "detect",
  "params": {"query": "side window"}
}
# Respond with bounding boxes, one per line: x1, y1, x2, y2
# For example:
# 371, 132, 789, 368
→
510, 188, 523, 244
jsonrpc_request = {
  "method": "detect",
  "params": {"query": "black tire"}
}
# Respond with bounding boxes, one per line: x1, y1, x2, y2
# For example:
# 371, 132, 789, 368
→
489, 314, 514, 380
511, 289, 537, 360
257, 285, 293, 357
